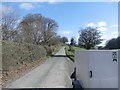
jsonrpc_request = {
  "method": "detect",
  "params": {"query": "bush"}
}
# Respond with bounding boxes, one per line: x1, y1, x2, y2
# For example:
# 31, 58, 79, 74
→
68, 45, 74, 53
44, 45, 53, 56
2, 40, 47, 72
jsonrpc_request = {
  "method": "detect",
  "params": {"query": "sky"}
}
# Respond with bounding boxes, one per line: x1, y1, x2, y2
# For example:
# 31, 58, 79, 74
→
1, 1, 119, 46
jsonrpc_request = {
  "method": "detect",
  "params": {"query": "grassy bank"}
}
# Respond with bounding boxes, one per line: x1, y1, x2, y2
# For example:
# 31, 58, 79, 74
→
65, 46, 85, 61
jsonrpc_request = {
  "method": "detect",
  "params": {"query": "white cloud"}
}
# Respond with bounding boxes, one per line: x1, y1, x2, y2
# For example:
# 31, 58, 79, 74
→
62, 31, 72, 34
96, 23, 118, 43
86, 21, 107, 31
99, 30, 118, 46
87, 21, 107, 28
19, 3, 34, 10
97, 21, 106, 27
87, 23, 96, 27
97, 27, 107, 31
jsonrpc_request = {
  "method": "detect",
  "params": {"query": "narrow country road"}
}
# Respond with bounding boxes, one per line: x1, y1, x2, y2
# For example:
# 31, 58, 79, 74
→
5, 47, 74, 88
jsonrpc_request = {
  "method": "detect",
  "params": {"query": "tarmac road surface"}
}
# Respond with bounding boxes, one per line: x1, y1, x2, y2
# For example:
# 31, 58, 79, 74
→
5, 47, 74, 88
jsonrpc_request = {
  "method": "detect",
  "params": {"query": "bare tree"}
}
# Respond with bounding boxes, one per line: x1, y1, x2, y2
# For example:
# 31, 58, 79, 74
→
48, 35, 63, 45
17, 14, 58, 45
43, 18, 58, 44
32, 14, 45, 45
1, 6, 19, 40
18, 14, 35, 43
19, 20, 33, 43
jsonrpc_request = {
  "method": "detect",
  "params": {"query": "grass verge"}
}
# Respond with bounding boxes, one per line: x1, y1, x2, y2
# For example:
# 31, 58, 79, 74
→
65, 46, 85, 62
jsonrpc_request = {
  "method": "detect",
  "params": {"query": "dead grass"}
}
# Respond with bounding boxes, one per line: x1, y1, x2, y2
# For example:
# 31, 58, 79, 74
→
2, 58, 45, 86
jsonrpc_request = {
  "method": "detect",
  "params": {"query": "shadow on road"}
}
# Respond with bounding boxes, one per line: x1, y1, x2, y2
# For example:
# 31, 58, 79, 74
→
51, 55, 74, 63
66, 55, 74, 62
51, 55, 67, 57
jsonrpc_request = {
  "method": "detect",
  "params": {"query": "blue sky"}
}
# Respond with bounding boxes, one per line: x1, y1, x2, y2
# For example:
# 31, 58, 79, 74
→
1, 1, 118, 46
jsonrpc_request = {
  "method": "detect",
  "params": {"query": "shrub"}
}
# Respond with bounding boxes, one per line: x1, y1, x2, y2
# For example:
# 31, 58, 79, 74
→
68, 45, 74, 53
44, 45, 53, 56
2, 40, 47, 72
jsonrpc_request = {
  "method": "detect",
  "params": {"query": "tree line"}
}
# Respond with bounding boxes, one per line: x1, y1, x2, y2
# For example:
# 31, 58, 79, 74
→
1, 8, 68, 45
1, 7, 118, 50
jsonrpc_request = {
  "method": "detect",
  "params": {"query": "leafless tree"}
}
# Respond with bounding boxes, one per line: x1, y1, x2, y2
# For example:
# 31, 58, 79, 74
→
18, 14, 58, 45
1, 6, 19, 40
18, 14, 35, 43
43, 17, 58, 44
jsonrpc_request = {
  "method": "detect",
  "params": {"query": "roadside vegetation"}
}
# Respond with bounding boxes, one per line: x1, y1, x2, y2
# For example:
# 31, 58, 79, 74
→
65, 45, 85, 62
1, 8, 68, 85
1, 3, 119, 86
2, 40, 62, 86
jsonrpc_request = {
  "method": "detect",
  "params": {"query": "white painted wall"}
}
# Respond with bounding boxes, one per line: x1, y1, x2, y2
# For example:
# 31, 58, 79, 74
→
75, 50, 118, 88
